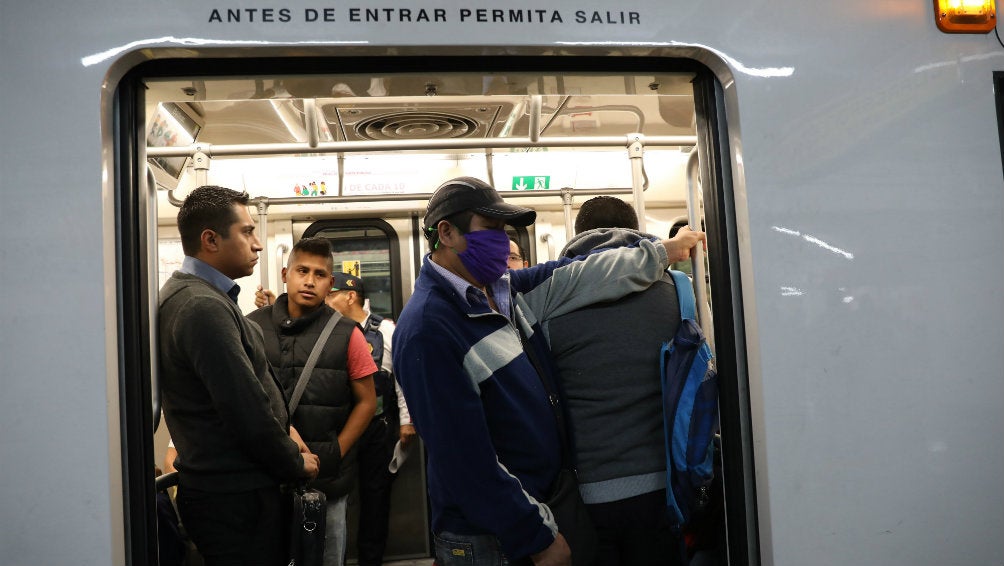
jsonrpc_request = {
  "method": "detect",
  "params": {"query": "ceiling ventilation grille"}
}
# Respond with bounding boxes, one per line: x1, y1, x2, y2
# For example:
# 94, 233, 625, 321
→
354, 111, 481, 141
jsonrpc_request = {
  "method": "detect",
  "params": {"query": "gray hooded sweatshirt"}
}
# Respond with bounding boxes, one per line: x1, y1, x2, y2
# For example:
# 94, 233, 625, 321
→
547, 228, 681, 504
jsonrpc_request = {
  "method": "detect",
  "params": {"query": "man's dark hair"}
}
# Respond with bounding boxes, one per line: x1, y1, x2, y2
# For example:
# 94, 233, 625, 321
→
574, 196, 639, 234
509, 236, 524, 258
426, 210, 474, 251
177, 185, 251, 255
289, 237, 334, 273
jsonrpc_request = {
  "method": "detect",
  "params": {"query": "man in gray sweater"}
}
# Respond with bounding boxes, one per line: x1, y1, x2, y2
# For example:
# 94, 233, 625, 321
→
547, 197, 682, 566
159, 185, 319, 566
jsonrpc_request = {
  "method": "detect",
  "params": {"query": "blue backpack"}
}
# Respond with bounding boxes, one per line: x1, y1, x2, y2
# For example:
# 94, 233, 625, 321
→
661, 270, 719, 527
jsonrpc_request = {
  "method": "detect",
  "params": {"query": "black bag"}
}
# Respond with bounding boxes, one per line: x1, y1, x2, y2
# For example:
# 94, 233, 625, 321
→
518, 328, 597, 566
286, 313, 340, 565
288, 486, 326, 566
546, 469, 598, 566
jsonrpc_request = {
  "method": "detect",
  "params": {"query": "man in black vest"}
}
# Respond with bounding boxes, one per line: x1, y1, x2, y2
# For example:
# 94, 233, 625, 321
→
247, 237, 378, 566
327, 273, 415, 566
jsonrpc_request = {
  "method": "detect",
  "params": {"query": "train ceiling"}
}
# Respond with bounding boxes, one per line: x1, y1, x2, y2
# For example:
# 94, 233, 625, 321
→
144, 72, 697, 149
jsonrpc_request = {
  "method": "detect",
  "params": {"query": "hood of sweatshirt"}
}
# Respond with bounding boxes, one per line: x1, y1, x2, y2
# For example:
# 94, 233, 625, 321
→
560, 227, 659, 258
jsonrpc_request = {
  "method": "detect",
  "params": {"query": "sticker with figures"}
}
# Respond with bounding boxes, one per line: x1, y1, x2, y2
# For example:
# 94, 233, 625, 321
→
342, 260, 361, 277
293, 181, 328, 196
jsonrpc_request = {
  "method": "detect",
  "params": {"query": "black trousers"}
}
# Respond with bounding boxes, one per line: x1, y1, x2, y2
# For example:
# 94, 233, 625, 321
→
585, 489, 681, 566
355, 413, 400, 566
176, 484, 290, 566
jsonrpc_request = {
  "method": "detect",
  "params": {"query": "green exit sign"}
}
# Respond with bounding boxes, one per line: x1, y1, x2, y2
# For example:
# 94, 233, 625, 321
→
512, 176, 550, 190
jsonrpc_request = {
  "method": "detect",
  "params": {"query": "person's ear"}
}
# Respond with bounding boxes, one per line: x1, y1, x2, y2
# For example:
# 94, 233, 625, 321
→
281, 266, 288, 284
201, 229, 219, 252
437, 220, 461, 249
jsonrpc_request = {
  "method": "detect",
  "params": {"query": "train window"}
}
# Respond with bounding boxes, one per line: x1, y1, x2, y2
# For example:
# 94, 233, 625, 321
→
118, 57, 755, 566
303, 219, 402, 320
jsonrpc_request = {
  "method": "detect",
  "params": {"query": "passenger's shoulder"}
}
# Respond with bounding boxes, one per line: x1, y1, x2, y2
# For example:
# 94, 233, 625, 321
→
245, 304, 272, 323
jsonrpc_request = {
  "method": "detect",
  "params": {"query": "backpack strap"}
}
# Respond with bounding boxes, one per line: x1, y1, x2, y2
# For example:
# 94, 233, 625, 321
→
668, 269, 696, 321
365, 312, 384, 335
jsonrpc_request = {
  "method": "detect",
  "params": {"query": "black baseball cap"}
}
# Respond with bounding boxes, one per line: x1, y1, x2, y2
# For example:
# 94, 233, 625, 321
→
331, 273, 364, 295
423, 177, 536, 231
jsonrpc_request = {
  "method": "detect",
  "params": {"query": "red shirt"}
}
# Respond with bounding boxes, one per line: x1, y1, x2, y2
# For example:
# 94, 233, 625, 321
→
346, 327, 378, 379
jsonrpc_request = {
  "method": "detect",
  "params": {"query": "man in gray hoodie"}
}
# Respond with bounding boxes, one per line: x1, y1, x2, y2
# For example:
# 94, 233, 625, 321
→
547, 196, 682, 566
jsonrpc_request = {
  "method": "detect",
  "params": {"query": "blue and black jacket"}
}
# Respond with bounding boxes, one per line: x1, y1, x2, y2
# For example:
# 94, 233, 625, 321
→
393, 238, 670, 560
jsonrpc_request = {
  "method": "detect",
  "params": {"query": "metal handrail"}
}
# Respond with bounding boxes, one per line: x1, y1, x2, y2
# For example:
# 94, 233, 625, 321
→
147, 134, 697, 158
147, 166, 162, 433
686, 147, 715, 352
155, 471, 179, 492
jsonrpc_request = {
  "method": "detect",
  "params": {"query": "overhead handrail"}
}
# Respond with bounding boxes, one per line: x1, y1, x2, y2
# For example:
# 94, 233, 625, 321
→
539, 96, 572, 136
148, 134, 697, 159
168, 185, 649, 208
686, 147, 714, 352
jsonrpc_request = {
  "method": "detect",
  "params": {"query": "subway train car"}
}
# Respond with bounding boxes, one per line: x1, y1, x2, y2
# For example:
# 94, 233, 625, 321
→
2, 1, 1004, 565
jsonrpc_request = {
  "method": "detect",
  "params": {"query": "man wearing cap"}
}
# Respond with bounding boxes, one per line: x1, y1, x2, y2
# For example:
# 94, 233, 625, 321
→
327, 273, 415, 566
392, 177, 705, 566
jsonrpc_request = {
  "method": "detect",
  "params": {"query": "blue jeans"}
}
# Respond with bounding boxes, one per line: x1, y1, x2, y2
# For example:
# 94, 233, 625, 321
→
433, 531, 519, 566
323, 494, 348, 566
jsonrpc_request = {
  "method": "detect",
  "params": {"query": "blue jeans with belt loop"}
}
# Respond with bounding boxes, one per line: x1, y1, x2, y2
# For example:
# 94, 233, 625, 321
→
433, 531, 526, 566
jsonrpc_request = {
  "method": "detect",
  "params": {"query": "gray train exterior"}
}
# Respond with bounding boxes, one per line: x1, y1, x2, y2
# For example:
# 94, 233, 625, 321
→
2, 1, 1003, 565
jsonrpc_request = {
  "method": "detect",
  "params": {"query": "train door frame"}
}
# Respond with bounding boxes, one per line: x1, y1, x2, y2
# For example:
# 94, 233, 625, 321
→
113, 53, 757, 565
994, 72, 1004, 179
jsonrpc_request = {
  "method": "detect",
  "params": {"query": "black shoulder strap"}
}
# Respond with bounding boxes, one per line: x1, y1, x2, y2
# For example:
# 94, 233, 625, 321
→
516, 325, 574, 469
287, 311, 343, 416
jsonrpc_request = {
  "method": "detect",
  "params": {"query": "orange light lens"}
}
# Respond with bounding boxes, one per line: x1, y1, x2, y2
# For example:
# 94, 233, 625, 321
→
935, 0, 997, 33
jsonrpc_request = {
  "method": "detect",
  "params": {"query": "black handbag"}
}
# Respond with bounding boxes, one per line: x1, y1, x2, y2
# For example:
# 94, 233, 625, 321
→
289, 486, 326, 566
519, 328, 598, 566
285, 311, 343, 566
545, 469, 598, 566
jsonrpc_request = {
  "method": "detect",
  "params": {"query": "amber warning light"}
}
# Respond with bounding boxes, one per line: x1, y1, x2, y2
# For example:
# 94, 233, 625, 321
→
935, 0, 997, 33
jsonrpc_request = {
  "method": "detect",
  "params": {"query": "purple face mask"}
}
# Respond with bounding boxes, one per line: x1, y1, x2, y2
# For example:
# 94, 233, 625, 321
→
457, 229, 511, 285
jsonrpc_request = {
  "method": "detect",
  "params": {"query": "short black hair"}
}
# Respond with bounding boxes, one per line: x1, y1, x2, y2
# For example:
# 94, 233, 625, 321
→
289, 237, 334, 273
426, 209, 474, 251
574, 196, 639, 234
177, 185, 251, 255
509, 236, 524, 258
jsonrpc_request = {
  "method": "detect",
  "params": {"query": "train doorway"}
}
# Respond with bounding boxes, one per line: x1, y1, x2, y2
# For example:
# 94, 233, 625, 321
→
114, 53, 756, 565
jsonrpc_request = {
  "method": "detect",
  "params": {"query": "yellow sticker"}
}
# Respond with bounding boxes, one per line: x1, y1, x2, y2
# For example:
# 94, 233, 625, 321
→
451, 549, 466, 556
342, 260, 361, 277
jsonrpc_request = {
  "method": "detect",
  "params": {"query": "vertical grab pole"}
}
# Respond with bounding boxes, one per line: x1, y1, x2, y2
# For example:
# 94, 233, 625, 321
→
560, 187, 575, 241
628, 134, 647, 233
257, 199, 270, 292
275, 243, 289, 296
529, 95, 542, 143
146, 167, 162, 432
192, 149, 209, 188
304, 99, 319, 148
686, 147, 715, 351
